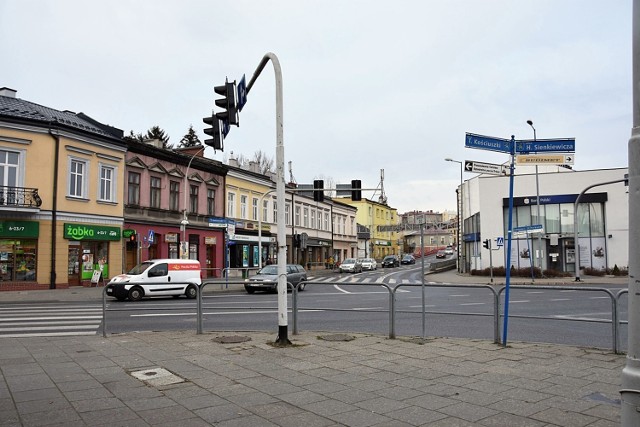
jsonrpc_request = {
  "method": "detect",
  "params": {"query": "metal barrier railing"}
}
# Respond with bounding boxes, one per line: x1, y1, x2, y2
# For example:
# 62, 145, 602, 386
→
102, 278, 629, 353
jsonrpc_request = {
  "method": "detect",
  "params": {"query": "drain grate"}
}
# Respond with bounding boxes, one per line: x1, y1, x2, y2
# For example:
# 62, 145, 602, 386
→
130, 368, 185, 387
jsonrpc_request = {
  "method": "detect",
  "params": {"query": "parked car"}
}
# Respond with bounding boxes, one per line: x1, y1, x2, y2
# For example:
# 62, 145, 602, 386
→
436, 250, 447, 259
339, 258, 363, 273
445, 245, 454, 255
360, 258, 377, 271
401, 254, 416, 265
244, 264, 307, 293
381, 255, 400, 268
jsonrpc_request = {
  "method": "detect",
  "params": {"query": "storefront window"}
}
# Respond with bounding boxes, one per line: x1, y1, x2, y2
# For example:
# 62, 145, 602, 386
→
0, 240, 37, 282
545, 204, 560, 233
576, 203, 590, 237
560, 203, 574, 234
589, 203, 605, 237
168, 242, 178, 259
79, 241, 110, 280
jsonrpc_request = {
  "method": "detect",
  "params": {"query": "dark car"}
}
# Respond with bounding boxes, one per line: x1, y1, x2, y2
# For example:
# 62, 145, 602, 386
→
401, 255, 416, 265
436, 250, 447, 259
381, 255, 400, 268
244, 264, 307, 293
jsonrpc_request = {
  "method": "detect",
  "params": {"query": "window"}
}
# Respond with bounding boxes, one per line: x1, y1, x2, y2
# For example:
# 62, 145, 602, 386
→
227, 192, 235, 217
273, 200, 277, 224
252, 198, 258, 220
263, 200, 269, 223
69, 158, 88, 198
98, 164, 115, 202
189, 184, 199, 213
169, 181, 180, 211
285, 203, 290, 226
240, 195, 248, 219
150, 176, 161, 208
127, 171, 140, 205
324, 212, 329, 231
303, 207, 309, 227
207, 189, 216, 216
0, 150, 19, 189
311, 209, 316, 230
295, 206, 301, 226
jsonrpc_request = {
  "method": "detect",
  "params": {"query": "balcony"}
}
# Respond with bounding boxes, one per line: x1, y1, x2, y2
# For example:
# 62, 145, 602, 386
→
0, 186, 42, 209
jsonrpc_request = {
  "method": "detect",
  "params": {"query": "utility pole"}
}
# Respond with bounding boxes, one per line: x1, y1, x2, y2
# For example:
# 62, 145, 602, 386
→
622, 1, 640, 424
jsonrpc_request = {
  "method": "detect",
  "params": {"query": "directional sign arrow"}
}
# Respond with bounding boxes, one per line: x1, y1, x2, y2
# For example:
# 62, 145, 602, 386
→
465, 161, 473, 171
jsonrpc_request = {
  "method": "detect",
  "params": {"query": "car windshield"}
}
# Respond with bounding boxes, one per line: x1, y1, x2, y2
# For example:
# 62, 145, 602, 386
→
343, 258, 356, 264
258, 265, 278, 275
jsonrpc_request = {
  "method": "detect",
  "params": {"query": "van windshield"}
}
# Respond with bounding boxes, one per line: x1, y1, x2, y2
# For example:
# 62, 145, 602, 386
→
128, 261, 153, 275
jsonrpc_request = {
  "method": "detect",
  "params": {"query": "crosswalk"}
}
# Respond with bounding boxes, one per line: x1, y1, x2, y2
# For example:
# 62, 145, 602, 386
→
0, 303, 103, 338
308, 275, 442, 285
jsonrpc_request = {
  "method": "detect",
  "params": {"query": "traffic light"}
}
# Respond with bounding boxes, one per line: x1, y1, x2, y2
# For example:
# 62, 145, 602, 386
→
351, 179, 362, 201
313, 180, 324, 202
214, 80, 238, 126
294, 234, 301, 247
130, 232, 137, 243
483, 239, 490, 249
203, 113, 223, 151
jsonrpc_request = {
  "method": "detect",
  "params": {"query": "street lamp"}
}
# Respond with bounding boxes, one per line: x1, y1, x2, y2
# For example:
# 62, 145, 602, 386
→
181, 145, 206, 259
445, 158, 463, 273
527, 120, 543, 279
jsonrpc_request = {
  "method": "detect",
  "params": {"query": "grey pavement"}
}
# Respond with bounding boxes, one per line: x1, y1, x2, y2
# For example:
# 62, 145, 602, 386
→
0, 269, 628, 426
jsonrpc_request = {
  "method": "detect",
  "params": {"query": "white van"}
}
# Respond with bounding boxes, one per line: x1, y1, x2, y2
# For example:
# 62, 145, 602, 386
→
106, 259, 202, 301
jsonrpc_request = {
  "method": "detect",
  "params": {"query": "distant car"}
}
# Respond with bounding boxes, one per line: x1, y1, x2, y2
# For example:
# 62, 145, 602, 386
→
445, 246, 454, 255
339, 258, 363, 273
401, 255, 416, 265
360, 258, 377, 271
436, 250, 447, 259
381, 255, 400, 268
244, 264, 307, 293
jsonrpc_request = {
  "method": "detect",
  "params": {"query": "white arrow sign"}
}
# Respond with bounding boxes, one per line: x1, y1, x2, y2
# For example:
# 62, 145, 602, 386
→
464, 160, 508, 176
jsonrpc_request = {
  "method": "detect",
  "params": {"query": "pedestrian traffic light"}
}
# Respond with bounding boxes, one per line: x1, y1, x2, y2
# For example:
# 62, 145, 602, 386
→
203, 113, 223, 151
130, 232, 137, 242
483, 239, 490, 249
214, 80, 238, 126
313, 180, 324, 202
351, 179, 362, 201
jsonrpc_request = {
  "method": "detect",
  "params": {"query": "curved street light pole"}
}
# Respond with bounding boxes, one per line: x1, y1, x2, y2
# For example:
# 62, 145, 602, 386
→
181, 145, 206, 259
445, 158, 463, 273
527, 120, 543, 280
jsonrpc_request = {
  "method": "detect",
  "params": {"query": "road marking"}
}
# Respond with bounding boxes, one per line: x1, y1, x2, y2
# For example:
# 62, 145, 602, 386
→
559, 290, 576, 293
0, 332, 97, 338
589, 296, 610, 300
550, 298, 571, 302
509, 300, 530, 303
460, 302, 486, 306
526, 291, 544, 294
0, 316, 103, 321
450, 294, 470, 297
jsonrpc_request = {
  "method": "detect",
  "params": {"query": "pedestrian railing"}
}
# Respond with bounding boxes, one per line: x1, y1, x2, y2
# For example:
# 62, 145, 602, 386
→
102, 278, 628, 353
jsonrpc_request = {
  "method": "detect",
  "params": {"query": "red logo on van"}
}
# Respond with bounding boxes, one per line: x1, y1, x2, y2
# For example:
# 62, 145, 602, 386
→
169, 263, 200, 271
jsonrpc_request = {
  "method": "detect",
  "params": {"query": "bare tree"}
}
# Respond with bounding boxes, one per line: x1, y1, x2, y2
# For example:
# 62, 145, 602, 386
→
314, 174, 336, 197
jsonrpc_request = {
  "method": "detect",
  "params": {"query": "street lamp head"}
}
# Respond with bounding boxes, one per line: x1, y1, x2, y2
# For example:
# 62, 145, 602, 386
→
526, 120, 533, 126
445, 158, 453, 162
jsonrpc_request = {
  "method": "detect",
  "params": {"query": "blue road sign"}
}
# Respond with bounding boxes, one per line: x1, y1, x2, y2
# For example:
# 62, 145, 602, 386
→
496, 236, 504, 247
148, 229, 155, 244
465, 133, 512, 153
513, 224, 543, 234
515, 138, 575, 154
237, 74, 247, 112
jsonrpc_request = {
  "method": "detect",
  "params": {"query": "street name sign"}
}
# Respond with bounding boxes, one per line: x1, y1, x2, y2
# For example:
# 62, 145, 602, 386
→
464, 160, 507, 175
516, 154, 574, 165
515, 138, 575, 154
513, 224, 543, 237
465, 133, 511, 153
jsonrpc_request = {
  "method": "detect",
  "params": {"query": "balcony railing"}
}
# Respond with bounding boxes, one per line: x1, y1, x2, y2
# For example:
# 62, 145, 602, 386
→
0, 186, 42, 208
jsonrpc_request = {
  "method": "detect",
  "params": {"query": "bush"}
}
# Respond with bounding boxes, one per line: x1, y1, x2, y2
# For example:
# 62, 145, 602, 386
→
583, 267, 605, 277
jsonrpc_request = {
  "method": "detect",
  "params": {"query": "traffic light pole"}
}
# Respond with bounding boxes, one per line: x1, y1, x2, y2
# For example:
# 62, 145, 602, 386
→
622, 1, 640, 424
246, 52, 291, 345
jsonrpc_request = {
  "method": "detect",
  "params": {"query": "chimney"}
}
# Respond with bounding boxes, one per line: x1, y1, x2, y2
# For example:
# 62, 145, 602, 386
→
176, 146, 205, 158
144, 138, 164, 148
0, 87, 17, 98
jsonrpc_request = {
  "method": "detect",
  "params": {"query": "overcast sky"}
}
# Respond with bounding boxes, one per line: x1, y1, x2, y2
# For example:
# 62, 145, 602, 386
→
0, 0, 632, 214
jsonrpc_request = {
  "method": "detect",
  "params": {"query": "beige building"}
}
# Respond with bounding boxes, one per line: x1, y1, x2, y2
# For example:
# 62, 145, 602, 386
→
0, 87, 126, 290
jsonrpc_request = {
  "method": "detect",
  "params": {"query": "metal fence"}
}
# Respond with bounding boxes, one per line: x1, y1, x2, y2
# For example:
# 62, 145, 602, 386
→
102, 279, 629, 353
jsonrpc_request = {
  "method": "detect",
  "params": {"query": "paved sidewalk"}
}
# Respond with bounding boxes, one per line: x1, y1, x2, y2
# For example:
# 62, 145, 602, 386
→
0, 330, 623, 427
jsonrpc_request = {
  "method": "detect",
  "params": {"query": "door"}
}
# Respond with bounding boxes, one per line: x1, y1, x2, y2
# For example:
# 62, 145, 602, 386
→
68, 247, 81, 286
206, 245, 217, 278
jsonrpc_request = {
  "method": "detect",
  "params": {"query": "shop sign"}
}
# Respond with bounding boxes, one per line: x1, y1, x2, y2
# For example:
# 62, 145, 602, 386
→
122, 229, 136, 239
64, 224, 120, 241
205, 236, 217, 245
0, 220, 39, 238
165, 233, 178, 243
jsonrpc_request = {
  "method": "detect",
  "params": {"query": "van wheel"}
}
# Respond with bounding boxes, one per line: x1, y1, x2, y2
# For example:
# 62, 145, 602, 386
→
128, 286, 144, 301
185, 285, 198, 299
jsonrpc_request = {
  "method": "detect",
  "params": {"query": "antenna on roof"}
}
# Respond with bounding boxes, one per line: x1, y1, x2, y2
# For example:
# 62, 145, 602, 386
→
378, 169, 387, 204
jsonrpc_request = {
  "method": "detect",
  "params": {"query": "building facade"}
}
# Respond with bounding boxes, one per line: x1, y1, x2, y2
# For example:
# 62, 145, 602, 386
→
460, 167, 628, 274
0, 87, 126, 290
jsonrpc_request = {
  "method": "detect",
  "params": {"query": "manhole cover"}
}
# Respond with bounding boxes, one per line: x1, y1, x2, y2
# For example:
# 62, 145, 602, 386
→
212, 335, 252, 344
318, 334, 355, 342
130, 368, 184, 386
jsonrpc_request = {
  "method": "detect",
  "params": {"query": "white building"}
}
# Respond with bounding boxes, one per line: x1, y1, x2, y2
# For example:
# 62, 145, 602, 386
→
460, 167, 628, 274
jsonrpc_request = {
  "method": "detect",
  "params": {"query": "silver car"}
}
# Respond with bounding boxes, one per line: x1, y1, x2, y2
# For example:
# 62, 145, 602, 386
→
245, 264, 307, 293
360, 258, 377, 271
339, 258, 363, 273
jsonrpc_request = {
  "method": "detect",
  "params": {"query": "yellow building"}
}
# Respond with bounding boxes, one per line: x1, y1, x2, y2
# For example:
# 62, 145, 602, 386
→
335, 197, 399, 259
0, 87, 126, 290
